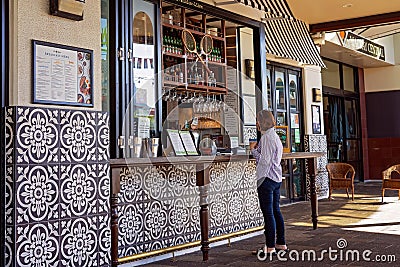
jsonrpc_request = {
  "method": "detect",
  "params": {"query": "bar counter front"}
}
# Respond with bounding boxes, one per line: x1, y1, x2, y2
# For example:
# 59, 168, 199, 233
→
110, 152, 323, 266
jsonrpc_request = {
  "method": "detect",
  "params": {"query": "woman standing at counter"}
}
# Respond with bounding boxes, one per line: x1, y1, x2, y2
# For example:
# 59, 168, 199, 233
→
251, 110, 288, 257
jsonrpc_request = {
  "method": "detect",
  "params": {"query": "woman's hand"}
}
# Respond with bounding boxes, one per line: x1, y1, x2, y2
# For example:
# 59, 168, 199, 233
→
249, 140, 258, 150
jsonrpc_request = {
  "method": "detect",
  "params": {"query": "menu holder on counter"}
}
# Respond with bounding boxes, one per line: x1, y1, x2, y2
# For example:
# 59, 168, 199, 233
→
167, 129, 187, 156
33, 40, 93, 107
179, 131, 199, 155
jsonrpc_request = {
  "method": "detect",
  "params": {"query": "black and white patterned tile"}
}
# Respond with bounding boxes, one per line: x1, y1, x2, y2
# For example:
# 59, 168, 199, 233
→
5, 107, 14, 165
15, 164, 59, 224
98, 163, 110, 214
304, 135, 329, 199
97, 112, 110, 162
60, 163, 98, 219
98, 213, 111, 266
5, 165, 13, 225
60, 216, 98, 267
15, 107, 59, 164
60, 110, 97, 163
118, 203, 144, 251
243, 126, 257, 142
15, 221, 60, 267
6, 106, 110, 267
5, 225, 14, 267
208, 161, 263, 238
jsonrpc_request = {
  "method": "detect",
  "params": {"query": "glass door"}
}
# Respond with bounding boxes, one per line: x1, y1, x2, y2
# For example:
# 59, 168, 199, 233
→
324, 95, 344, 162
265, 64, 304, 202
344, 98, 362, 181
323, 95, 362, 181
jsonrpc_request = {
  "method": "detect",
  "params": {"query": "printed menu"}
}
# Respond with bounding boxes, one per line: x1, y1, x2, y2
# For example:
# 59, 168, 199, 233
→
167, 129, 186, 156
33, 41, 93, 106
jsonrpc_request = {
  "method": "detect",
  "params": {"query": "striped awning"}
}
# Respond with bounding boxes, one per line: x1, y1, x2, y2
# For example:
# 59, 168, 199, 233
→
234, 0, 325, 67
263, 14, 325, 68
236, 0, 293, 19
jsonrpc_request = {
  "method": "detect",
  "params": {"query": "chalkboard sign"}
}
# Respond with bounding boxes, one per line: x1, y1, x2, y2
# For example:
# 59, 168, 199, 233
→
275, 126, 290, 153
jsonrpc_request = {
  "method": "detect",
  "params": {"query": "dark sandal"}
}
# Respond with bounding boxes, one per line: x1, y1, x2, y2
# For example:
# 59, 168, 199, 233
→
276, 248, 289, 253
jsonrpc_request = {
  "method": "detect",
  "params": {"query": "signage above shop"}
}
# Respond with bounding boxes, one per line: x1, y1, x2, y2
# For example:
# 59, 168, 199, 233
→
343, 32, 385, 61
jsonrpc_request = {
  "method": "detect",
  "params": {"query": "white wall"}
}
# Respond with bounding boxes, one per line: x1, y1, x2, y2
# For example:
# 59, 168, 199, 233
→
10, 0, 102, 110
375, 35, 395, 65
303, 65, 323, 135
364, 65, 400, 92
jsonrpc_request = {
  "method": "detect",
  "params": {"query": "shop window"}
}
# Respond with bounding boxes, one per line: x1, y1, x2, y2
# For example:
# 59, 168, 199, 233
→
343, 65, 355, 92
289, 76, 298, 110
132, 1, 157, 139
322, 60, 340, 89
275, 73, 286, 110
263, 68, 272, 110
101, 0, 109, 112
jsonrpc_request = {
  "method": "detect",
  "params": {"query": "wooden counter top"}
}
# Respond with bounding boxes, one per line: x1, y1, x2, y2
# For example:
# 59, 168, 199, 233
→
109, 152, 325, 167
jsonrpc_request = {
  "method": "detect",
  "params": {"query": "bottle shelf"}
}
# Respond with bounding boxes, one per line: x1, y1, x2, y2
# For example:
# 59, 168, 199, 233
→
163, 51, 185, 58
207, 60, 226, 66
162, 22, 225, 41
163, 80, 186, 88
162, 3, 227, 97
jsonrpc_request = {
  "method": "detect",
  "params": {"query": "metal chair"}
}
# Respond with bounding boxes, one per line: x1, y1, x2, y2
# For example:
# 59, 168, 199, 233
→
326, 163, 355, 201
382, 164, 400, 203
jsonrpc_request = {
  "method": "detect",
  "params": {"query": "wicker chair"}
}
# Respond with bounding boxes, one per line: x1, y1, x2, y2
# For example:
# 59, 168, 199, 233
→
382, 164, 400, 203
326, 163, 355, 201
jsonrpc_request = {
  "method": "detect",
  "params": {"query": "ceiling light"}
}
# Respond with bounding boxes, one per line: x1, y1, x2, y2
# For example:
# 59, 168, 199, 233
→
342, 3, 353, 8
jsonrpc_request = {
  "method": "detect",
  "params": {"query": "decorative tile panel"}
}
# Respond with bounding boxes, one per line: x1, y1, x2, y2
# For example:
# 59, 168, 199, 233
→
208, 161, 263, 238
60, 216, 98, 266
5, 106, 110, 267
304, 134, 329, 199
5, 226, 13, 267
15, 164, 59, 224
15, 221, 59, 267
15, 107, 59, 164
97, 112, 110, 162
118, 164, 200, 258
243, 126, 257, 142
5, 166, 13, 225
98, 213, 111, 266
60, 110, 97, 163
5, 107, 14, 165
60, 164, 98, 218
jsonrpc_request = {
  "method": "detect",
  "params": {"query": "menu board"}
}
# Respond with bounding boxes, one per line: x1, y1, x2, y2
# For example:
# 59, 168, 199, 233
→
167, 129, 186, 156
179, 131, 198, 155
33, 40, 93, 106
224, 68, 240, 135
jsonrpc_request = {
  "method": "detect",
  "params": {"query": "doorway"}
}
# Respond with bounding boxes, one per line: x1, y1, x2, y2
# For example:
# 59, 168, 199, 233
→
322, 58, 362, 181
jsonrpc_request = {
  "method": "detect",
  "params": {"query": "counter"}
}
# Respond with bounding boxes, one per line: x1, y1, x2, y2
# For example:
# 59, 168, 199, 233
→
110, 152, 324, 266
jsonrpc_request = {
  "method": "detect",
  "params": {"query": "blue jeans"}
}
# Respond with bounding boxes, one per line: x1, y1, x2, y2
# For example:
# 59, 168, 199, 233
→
257, 178, 285, 248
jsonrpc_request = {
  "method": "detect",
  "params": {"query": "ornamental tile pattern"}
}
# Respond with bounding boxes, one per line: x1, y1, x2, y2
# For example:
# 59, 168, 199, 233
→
3, 106, 110, 267
118, 164, 200, 258
304, 134, 329, 199
208, 161, 263, 237
117, 160, 262, 259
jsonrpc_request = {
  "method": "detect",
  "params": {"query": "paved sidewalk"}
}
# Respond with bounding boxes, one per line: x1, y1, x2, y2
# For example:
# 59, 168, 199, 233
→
142, 183, 400, 266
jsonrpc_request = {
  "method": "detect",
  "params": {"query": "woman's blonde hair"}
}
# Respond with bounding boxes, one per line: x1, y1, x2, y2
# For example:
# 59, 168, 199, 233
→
256, 109, 275, 131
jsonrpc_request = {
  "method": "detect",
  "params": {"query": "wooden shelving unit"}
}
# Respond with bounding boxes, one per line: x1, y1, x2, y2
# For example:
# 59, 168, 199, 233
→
161, 1, 228, 96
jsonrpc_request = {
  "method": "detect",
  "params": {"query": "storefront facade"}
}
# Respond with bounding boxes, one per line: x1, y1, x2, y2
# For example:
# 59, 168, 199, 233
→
320, 31, 397, 182
2, 0, 328, 266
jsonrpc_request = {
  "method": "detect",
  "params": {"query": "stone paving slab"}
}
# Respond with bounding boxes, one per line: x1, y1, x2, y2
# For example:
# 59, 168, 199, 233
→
135, 183, 400, 266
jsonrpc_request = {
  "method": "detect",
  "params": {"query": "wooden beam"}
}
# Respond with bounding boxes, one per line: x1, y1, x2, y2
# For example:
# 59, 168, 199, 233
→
310, 11, 400, 33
